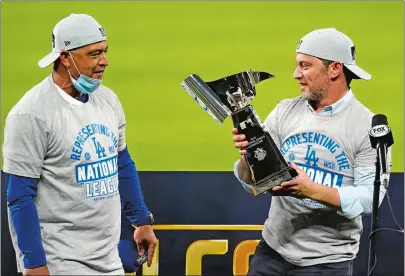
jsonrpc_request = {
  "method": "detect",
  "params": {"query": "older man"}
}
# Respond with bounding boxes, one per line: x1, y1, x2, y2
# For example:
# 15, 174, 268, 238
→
3, 13, 156, 275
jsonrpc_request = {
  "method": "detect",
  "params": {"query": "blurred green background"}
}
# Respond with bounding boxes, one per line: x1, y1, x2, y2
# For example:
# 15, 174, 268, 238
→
1, 2, 403, 172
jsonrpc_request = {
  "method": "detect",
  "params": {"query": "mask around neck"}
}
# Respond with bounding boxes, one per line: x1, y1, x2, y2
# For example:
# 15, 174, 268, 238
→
67, 53, 102, 94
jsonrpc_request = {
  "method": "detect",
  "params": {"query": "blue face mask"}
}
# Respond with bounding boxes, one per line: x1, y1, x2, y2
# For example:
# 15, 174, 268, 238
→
69, 73, 102, 94
68, 53, 102, 94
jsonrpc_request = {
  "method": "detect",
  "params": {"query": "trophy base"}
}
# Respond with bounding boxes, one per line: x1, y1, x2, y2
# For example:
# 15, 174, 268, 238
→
251, 165, 298, 196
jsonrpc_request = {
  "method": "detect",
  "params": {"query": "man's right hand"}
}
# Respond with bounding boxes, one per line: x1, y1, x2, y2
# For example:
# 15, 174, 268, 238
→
24, 265, 50, 276
232, 128, 254, 184
232, 128, 248, 155
231, 128, 293, 196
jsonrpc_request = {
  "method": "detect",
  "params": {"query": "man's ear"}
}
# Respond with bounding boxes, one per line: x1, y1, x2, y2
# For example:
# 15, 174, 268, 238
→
59, 52, 71, 68
329, 62, 343, 79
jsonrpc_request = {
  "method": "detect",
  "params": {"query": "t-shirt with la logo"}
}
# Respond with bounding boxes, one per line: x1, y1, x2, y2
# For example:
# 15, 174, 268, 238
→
3, 75, 126, 275
258, 94, 380, 267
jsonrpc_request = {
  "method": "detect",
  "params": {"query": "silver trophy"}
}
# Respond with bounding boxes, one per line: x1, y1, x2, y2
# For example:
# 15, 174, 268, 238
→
180, 70, 297, 196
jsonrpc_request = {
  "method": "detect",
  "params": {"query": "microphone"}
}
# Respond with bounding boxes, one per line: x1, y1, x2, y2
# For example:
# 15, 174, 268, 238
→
369, 114, 394, 188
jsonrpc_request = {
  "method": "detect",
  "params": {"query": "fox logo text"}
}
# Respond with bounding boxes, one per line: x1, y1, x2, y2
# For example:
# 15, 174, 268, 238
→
369, 125, 390, 138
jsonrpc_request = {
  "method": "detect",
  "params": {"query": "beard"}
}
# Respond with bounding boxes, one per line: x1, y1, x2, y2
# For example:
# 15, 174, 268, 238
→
301, 88, 326, 101
301, 76, 330, 102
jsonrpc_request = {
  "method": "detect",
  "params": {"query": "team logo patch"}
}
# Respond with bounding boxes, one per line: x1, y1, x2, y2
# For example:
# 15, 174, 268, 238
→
254, 148, 267, 161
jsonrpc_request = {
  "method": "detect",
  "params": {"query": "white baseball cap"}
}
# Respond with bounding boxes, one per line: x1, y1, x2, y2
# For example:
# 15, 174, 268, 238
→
296, 28, 371, 80
38, 13, 107, 68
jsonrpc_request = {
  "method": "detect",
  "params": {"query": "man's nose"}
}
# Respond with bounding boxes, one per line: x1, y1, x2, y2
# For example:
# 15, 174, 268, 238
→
293, 67, 302, 79
99, 53, 108, 67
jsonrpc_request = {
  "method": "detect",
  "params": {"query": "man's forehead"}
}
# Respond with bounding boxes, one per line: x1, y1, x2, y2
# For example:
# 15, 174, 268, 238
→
81, 41, 108, 52
296, 53, 320, 63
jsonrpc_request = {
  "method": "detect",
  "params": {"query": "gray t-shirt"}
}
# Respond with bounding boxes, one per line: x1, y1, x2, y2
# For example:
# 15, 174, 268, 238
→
3, 75, 126, 275
234, 92, 386, 266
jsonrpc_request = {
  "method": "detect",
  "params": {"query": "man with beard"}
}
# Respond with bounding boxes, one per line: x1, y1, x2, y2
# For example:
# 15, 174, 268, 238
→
232, 28, 391, 275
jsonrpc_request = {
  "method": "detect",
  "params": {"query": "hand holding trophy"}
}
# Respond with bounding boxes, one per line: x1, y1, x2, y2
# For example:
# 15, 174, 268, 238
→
180, 70, 297, 196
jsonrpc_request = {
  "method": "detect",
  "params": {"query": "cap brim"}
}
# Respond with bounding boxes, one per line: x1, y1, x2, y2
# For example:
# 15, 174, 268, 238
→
38, 52, 60, 68
344, 64, 371, 80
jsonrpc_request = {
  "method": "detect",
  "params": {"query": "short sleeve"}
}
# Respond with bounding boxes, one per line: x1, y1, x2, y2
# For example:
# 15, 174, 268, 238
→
353, 133, 377, 168
2, 114, 47, 178
116, 98, 127, 152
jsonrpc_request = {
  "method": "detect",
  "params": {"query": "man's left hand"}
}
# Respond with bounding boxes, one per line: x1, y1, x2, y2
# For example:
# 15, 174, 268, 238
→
134, 225, 157, 267
272, 162, 319, 199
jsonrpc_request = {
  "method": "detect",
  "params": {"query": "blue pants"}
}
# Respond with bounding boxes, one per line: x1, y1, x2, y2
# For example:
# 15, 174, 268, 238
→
248, 239, 353, 276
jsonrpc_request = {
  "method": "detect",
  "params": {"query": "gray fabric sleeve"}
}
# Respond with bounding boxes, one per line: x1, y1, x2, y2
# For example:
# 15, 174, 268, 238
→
116, 97, 127, 152
336, 130, 391, 218
353, 132, 378, 168
233, 159, 254, 194
2, 114, 47, 178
